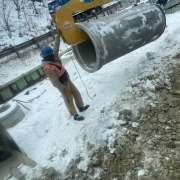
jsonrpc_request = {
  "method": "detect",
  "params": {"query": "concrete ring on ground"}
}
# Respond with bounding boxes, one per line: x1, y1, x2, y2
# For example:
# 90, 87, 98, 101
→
0, 101, 25, 128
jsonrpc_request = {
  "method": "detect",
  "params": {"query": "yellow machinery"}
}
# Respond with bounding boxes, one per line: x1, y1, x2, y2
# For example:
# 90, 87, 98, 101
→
48, 1, 166, 73
50, 0, 118, 45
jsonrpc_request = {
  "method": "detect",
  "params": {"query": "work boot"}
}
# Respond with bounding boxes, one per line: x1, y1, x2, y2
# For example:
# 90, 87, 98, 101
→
78, 105, 90, 112
74, 114, 84, 121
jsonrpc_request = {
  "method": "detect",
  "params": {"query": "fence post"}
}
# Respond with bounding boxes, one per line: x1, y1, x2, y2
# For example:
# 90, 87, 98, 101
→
32, 37, 40, 48
12, 46, 20, 58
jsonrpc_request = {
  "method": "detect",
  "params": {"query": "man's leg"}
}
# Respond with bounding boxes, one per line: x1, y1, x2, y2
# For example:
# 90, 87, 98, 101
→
69, 80, 84, 108
62, 93, 77, 116
61, 81, 84, 120
70, 80, 89, 112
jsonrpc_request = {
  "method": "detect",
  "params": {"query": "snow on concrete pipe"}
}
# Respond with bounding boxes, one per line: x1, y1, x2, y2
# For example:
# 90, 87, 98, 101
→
72, 3, 166, 73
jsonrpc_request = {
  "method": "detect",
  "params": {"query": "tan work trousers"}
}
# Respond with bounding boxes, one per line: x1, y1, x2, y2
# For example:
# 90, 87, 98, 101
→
61, 79, 84, 116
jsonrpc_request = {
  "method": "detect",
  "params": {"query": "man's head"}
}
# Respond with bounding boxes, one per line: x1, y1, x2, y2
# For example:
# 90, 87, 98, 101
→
40, 45, 55, 61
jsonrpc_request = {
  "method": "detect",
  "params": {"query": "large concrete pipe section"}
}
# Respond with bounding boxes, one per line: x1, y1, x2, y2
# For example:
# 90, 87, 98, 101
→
72, 3, 166, 73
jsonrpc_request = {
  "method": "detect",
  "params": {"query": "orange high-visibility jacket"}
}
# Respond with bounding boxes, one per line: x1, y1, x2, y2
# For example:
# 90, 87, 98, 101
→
44, 63, 65, 77
44, 63, 69, 84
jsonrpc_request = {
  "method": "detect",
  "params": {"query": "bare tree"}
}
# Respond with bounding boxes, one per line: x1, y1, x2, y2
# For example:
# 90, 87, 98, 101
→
12, 0, 21, 19
31, 0, 46, 14
31, 0, 39, 14
0, 0, 14, 31
36, 0, 46, 7
22, 0, 31, 31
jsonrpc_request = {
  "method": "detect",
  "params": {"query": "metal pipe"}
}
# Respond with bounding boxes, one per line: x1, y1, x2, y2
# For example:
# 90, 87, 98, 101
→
72, 4, 166, 72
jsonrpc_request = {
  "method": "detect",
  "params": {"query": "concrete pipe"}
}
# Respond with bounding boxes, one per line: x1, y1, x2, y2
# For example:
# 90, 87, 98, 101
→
72, 3, 166, 72
0, 101, 25, 128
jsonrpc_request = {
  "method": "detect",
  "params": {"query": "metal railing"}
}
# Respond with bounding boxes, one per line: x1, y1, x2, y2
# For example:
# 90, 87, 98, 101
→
0, 30, 55, 59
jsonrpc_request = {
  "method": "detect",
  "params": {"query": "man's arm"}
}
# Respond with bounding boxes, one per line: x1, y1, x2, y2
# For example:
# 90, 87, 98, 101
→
53, 37, 60, 58
53, 29, 62, 62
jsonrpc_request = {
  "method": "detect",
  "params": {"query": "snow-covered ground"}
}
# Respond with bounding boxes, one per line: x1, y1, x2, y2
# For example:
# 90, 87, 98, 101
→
1, 10, 180, 179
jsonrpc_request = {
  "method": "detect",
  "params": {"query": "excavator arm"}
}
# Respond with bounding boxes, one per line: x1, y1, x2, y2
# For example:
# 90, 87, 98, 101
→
50, 0, 113, 45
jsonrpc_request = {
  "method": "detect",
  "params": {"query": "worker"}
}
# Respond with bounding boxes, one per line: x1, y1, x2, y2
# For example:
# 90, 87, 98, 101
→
40, 31, 89, 121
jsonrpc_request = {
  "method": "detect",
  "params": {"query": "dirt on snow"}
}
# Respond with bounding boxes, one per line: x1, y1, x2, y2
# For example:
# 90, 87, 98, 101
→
31, 51, 180, 180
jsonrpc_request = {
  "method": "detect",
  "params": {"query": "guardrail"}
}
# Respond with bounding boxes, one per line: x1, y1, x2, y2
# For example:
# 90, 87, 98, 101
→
0, 30, 55, 59
164, 0, 180, 14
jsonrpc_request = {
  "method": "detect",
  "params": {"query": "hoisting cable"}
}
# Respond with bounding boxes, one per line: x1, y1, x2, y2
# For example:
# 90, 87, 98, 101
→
63, 44, 94, 100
